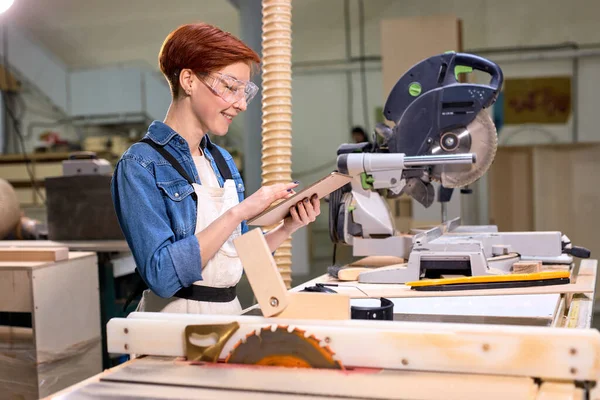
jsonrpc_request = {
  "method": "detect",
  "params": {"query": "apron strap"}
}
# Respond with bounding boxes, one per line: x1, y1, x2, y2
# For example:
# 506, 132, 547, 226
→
140, 138, 195, 184
140, 137, 234, 183
202, 136, 233, 181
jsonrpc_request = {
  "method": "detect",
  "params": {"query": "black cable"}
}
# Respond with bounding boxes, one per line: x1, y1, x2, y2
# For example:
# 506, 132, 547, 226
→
357, 0, 370, 131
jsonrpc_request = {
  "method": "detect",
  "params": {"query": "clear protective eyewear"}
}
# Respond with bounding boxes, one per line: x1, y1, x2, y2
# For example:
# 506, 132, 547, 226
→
201, 72, 259, 106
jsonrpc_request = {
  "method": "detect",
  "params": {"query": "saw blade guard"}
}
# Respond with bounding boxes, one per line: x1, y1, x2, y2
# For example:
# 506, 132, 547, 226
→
383, 52, 504, 188
383, 52, 503, 125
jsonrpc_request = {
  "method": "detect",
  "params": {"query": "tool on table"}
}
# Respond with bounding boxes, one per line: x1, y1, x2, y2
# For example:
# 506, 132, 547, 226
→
328, 52, 502, 260
326, 52, 590, 284
405, 270, 570, 291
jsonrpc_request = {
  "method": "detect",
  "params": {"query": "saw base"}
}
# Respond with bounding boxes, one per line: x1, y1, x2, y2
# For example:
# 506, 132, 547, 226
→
52, 355, 586, 400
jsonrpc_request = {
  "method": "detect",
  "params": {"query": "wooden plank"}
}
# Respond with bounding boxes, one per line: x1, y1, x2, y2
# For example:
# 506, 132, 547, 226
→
93, 356, 538, 400
350, 256, 405, 267
0, 270, 32, 312
0, 152, 71, 163
0, 247, 68, 262
108, 313, 600, 381
0, 240, 130, 252
233, 229, 288, 317
513, 261, 542, 274
276, 292, 350, 320
0, 251, 97, 270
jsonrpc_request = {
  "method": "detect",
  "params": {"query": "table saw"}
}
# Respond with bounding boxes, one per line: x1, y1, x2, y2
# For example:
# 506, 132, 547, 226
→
47, 225, 599, 400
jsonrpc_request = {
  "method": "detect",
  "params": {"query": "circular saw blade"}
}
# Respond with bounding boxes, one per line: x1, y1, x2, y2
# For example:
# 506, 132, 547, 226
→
224, 326, 344, 370
433, 111, 498, 188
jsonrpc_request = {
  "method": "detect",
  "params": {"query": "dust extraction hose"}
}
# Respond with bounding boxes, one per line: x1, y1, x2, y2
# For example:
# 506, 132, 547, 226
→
261, 0, 293, 288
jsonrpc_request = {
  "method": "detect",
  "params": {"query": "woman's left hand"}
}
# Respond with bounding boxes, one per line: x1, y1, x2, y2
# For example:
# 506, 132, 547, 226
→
283, 194, 321, 234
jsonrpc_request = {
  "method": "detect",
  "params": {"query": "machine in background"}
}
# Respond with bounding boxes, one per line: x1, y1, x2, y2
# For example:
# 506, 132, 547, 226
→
328, 52, 590, 283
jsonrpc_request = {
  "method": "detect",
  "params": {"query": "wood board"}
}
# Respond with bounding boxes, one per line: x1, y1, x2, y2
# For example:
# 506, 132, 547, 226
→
0, 251, 96, 270
0, 240, 130, 252
0, 247, 68, 262
248, 172, 351, 226
233, 228, 289, 316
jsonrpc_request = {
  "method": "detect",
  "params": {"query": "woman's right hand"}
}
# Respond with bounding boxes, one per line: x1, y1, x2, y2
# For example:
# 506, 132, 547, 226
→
235, 182, 299, 221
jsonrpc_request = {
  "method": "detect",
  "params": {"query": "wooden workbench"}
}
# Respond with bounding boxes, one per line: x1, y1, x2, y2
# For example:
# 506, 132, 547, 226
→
0, 240, 136, 369
44, 259, 598, 399
241, 259, 597, 328
0, 251, 102, 399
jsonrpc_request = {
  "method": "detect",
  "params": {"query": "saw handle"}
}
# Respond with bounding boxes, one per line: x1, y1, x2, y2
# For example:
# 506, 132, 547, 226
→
448, 53, 504, 90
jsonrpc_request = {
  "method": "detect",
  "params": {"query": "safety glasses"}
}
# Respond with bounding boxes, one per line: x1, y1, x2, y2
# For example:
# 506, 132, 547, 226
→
201, 72, 259, 106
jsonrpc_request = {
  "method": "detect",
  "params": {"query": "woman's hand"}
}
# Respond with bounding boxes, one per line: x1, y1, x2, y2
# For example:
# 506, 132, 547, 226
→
283, 194, 321, 234
235, 181, 299, 221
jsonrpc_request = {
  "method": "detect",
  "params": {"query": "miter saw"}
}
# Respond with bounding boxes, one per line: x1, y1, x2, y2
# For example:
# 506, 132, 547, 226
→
328, 51, 590, 284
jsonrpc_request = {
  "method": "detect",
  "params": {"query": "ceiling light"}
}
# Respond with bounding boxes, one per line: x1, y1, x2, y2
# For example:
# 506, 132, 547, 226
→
0, 0, 14, 15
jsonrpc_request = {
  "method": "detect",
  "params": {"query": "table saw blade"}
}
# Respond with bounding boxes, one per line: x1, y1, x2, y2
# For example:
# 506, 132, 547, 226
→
435, 111, 498, 188
224, 326, 344, 370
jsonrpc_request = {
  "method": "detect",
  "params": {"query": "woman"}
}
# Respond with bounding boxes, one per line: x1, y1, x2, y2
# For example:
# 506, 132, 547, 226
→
111, 23, 320, 315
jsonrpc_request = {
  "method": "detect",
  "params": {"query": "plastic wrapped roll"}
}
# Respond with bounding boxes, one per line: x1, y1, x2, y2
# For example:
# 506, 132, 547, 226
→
0, 178, 21, 239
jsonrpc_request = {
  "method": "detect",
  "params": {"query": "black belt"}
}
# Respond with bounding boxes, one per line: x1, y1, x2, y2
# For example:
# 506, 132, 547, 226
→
173, 284, 237, 303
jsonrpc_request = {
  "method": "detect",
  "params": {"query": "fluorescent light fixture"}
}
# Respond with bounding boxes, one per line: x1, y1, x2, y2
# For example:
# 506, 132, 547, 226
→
0, 0, 14, 14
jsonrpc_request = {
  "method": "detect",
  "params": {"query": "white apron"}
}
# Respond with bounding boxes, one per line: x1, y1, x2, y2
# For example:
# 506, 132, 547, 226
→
136, 179, 244, 315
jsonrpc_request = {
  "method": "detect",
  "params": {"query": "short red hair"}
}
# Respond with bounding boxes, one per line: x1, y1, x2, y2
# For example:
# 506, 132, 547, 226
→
159, 23, 261, 97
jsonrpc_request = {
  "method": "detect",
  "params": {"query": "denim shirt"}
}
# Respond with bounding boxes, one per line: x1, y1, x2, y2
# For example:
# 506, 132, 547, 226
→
111, 120, 248, 298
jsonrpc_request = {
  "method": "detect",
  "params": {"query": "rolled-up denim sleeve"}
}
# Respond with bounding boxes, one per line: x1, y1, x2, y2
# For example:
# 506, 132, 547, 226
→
111, 157, 202, 298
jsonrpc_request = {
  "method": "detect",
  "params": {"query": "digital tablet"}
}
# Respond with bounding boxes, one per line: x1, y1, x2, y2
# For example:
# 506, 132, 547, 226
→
248, 172, 353, 226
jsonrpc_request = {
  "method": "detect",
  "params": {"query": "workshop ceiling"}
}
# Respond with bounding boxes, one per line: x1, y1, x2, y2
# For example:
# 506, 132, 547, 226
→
8, 0, 240, 69
5, 0, 381, 70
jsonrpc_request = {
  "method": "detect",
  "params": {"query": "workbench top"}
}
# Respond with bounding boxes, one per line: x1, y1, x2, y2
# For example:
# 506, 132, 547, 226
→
0, 240, 129, 252
291, 259, 597, 299
0, 251, 96, 270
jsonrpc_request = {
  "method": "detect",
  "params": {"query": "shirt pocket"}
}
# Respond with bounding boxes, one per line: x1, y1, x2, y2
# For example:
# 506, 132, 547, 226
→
156, 179, 194, 202
156, 179, 195, 236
